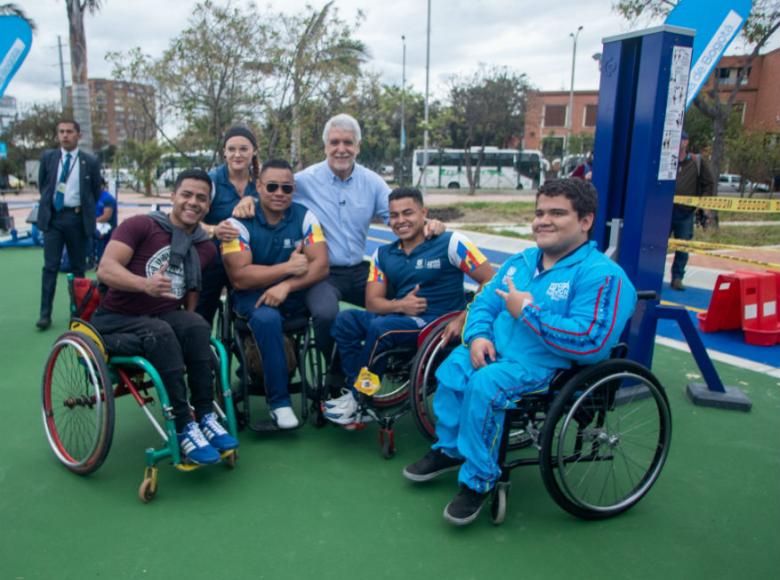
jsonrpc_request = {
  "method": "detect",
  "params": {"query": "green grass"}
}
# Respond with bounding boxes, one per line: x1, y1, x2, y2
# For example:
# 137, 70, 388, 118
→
462, 225, 534, 240
716, 210, 780, 222
695, 224, 780, 246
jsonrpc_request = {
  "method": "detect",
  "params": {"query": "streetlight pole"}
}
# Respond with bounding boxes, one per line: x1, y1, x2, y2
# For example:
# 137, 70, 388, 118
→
567, 25, 583, 158
400, 35, 406, 186
422, 0, 431, 194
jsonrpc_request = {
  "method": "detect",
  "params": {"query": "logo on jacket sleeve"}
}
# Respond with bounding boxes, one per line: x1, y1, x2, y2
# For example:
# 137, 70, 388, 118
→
546, 282, 570, 301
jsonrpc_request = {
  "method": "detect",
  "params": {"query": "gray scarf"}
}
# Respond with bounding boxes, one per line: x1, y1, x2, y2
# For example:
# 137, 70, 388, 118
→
148, 211, 209, 292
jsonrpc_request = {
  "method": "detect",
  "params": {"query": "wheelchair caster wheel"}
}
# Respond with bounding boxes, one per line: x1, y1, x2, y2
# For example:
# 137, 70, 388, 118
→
491, 483, 509, 525
223, 450, 238, 469
139, 467, 159, 503
379, 429, 395, 459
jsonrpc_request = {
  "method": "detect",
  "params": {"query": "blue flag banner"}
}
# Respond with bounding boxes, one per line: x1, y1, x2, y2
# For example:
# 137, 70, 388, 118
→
665, 0, 753, 109
0, 15, 33, 98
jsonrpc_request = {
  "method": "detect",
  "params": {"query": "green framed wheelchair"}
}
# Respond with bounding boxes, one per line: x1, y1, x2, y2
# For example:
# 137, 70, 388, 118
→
41, 276, 239, 503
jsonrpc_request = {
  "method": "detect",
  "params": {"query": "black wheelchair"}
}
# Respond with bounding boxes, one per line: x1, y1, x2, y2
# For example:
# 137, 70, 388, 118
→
216, 294, 322, 432
409, 321, 671, 523
326, 311, 460, 459
41, 277, 239, 503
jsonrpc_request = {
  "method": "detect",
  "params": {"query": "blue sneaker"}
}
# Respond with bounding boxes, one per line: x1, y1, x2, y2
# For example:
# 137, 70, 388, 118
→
177, 421, 221, 464
199, 412, 239, 453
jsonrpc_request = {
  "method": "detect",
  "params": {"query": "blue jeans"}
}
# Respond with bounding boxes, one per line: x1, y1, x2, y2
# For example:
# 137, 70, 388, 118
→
331, 310, 435, 388
670, 206, 694, 281
231, 290, 306, 409
432, 346, 554, 494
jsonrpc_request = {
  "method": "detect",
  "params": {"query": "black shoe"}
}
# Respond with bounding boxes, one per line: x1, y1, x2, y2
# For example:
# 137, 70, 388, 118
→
35, 317, 52, 330
670, 278, 685, 291
402, 449, 463, 482
444, 486, 489, 526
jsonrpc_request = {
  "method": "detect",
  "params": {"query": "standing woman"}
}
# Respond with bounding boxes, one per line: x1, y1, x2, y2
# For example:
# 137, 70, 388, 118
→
196, 125, 260, 326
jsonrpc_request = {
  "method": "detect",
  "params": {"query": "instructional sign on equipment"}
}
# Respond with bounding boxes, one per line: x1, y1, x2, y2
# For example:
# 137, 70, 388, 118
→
658, 46, 692, 181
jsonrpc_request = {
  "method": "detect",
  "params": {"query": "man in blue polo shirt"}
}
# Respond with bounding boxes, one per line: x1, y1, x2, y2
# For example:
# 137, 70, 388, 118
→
323, 187, 495, 426
222, 159, 329, 429
232, 114, 445, 361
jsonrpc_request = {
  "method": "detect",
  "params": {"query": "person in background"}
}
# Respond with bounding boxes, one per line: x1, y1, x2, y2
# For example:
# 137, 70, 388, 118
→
36, 119, 102, 330
93, 179, 117, 265
670, 131, 715, 291
570, 152, 593, 181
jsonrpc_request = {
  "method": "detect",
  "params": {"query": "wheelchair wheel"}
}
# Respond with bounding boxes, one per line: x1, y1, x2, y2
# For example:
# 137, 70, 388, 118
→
42, 332, 115, 475
539, 360, 671, 520
491, 482, 509, 525
409, 321, 456, 441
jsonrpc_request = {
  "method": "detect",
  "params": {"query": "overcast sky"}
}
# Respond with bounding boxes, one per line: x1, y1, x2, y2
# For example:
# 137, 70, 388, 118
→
9, 0, 779, 108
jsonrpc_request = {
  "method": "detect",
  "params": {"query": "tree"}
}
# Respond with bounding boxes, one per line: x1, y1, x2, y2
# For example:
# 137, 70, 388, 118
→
0, 3, 36, 29
615, 0, 780, 177
109, 1, 269, 164
726, 129, 780, 197
447, 66, 531, 194
567, 133, 595, 155
261, 1, 367, 167
0, 101, 65, 174
65, 0, 102, 153
121, 139, 164, 195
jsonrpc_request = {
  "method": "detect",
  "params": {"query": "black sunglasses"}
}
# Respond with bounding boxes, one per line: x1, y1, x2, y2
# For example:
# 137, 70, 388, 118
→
263, 182, 294, 194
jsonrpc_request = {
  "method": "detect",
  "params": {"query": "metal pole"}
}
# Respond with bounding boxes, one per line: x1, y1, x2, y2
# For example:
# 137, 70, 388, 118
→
567, 26, 582, 157
400, 35, 406, 186
422, 0, 431, 194
57, 35, 67, 111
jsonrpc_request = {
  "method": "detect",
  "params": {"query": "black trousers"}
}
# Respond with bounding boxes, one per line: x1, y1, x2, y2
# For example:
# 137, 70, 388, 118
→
41, 209, 87, 318
91, 308, 214, 431
304, 262, 369, 359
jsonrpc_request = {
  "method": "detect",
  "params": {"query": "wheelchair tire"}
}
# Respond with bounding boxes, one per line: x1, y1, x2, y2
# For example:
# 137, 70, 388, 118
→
491, 482, 509, 525
409, 320, 455, 441
42, 332, 115, 475
539, 360, 671, 520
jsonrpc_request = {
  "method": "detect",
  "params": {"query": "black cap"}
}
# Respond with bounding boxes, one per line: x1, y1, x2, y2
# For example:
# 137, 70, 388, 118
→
223, 125, 257, 149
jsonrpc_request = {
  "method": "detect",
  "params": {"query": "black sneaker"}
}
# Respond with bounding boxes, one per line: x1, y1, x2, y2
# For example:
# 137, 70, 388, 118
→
402, 450, 463, 482
444, 486, 488, 526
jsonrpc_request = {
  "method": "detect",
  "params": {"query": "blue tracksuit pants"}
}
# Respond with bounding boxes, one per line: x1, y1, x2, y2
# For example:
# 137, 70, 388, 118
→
432, 345, 554, 494
232, 290, 306, 409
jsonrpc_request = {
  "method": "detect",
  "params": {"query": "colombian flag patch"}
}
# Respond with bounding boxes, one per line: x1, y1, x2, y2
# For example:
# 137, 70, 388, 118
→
456, 239, 487, 273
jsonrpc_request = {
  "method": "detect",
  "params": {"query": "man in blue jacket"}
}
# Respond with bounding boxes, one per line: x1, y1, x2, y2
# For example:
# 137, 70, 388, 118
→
402, 178, 637, 526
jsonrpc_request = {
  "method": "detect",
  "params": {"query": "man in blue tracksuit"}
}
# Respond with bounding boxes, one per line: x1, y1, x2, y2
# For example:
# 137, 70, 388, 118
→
221, 159, 329, 429
403, 178, 637, 526
323, 187, 495, 427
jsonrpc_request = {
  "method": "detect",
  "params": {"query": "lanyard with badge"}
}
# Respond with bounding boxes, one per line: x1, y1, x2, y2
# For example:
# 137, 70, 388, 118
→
56, 153, 77, 196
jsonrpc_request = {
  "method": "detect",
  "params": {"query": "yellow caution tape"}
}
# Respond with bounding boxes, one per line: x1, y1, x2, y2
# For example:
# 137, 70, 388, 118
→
668, 240, 780, 271
668, 239, 780, 252
674, 195, 780, 213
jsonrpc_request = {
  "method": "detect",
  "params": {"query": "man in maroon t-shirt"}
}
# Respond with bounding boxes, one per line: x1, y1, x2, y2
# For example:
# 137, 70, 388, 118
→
93, 169, 238, 465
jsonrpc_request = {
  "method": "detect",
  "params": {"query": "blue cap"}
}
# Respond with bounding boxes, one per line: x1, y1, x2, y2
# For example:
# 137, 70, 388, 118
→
681, 130, 689, 140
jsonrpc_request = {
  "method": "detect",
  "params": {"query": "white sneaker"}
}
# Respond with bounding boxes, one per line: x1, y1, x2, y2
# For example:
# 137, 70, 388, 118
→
323, 394, 359, 425
270, 406, 300, 430
323, 389, 357, 410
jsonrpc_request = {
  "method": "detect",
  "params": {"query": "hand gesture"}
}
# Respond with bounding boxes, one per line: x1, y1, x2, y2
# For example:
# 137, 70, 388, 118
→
439, 313, 465, 345
423, 218, 445, 239
495, 277, 532, 319
215, 219, 240, 242
232, 196, 256, 219
469, 337, 496, 369
256, 281, 290, 308
145, 262, 177, 299
397, 284, 427, 316
286, 242, 309, 277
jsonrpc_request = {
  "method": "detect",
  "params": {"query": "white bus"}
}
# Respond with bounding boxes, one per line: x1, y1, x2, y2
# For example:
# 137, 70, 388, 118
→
412, 147, 546, 190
